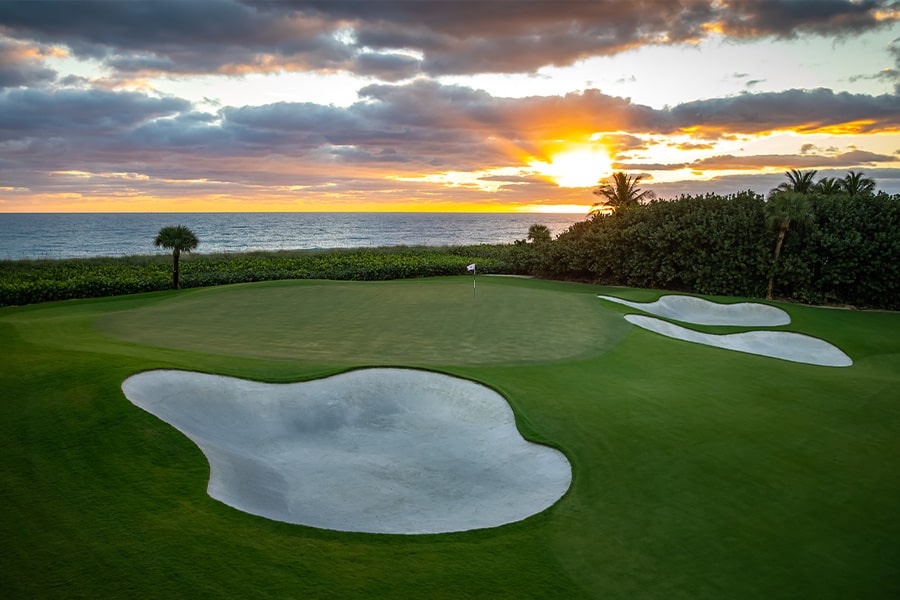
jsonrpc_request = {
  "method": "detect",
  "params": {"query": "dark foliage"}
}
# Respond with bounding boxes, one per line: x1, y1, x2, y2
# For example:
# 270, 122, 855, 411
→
543, 191, 900, 310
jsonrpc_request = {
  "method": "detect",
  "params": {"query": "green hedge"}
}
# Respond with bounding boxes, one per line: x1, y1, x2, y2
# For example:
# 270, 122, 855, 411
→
543, 191, 900, 310
0, 246, 530, 307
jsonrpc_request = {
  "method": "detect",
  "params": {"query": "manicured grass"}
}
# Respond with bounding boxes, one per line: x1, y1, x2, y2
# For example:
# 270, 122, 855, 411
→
95, 278, 630, 366
1, 277, 899, 598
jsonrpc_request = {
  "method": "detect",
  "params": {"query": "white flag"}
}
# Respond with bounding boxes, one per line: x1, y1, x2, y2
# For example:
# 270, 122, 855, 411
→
467, 263, 476, 272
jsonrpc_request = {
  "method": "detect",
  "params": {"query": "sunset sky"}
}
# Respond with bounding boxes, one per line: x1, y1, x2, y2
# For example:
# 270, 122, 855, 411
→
1, 0, 899, 213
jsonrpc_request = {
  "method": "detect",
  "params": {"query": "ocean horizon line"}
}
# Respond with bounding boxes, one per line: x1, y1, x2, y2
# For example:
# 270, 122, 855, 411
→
0, 209, 589, 216
0, 212, 583, 260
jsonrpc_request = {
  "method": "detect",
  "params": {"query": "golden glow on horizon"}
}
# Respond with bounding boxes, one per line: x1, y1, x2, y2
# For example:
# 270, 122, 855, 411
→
5, 192, 582, 213
530, 147, 612, 188
516, 204, 593, 214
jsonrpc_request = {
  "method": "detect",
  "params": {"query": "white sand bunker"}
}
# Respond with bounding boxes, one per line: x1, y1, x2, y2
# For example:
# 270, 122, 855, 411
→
625, 315, 853, 367
121, 368, 572, 534
598, 294, 791, 326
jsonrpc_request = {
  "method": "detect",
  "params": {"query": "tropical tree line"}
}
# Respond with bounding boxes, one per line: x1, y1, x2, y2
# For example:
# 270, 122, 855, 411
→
529, 170, 899, 310
774, 168, 877, 197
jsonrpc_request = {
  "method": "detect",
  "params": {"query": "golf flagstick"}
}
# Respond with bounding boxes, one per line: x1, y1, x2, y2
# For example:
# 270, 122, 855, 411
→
467, 263, 476, 297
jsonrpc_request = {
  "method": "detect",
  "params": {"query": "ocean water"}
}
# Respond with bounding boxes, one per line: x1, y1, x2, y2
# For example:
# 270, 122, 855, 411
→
0, 212, 583, 260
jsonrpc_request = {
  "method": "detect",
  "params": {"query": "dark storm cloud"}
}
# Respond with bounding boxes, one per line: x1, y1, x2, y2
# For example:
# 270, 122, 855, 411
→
222, 102, 367, 140
237, 0, 900, 77
0, 0, 354, 75
126, 112, 231, 149
0, 38, 56, 88
618, 149, 899, 175
325, 145, 412, 163
669, 88, 900, 135
690, 149, 897, 170
216, 98, 470, 160
0, 87, 189, 138
290, 0, 894, 70
352, 53, 422, 81
714, 0, 893, 38
0, 0, 896, 79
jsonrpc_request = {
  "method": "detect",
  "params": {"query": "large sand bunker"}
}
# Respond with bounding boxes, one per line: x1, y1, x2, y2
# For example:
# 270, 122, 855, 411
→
122, 368, 572, 534
625, 315, 853, 367
598, 294, 791, 326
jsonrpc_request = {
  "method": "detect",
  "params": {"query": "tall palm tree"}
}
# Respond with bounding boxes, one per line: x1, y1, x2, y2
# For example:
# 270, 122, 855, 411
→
841, 170, 876, 198
590, 172, 655, 215
774, 169, 818, 194
765, 191, 812, 300
154, 225, 199, 289
527, 223, 552, 244
814, 176, 842, 195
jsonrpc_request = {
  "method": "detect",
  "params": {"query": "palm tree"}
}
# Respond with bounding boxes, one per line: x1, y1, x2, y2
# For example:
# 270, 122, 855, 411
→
527, 223, 552, 244
814, 177, 842, 195
154, 225, 199, 289
774, 169, 817, 194
841, 170, 876, 198
764, 191, 812, 300
590, 172, 655, 215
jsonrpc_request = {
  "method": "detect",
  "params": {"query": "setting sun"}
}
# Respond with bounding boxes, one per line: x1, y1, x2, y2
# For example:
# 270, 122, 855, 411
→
531, 147, 613, 188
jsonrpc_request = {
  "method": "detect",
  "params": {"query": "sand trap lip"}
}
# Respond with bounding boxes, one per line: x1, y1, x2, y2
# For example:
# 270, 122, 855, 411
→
598, 294, 791, 326
121, 368, 572, 534
625, 315, 853, 367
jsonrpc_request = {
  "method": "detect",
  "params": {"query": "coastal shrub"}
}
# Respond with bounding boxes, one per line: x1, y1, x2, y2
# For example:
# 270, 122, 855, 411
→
804, 192, 900, 308
548, 192, 770, 296
0, 247, 510, 307
542, 191, 900, 309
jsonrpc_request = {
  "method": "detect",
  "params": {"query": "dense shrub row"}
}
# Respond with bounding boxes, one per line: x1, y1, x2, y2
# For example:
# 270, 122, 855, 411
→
539, 191, 900, 310
0, 246, 519, 307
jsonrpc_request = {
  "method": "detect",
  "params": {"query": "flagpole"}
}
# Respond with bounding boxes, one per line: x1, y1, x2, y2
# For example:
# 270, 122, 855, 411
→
467, 263, 476, 297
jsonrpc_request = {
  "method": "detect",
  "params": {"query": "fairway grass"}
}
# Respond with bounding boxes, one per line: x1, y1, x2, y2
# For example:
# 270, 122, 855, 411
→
2, 276, 899, 599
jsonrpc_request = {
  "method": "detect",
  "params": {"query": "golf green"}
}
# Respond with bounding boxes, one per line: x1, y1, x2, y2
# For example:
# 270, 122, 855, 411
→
96, 278, 631, 365
2, 276, 899, 599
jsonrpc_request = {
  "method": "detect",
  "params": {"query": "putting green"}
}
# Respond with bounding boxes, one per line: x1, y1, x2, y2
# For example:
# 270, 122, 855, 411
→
97, 278, 630, 366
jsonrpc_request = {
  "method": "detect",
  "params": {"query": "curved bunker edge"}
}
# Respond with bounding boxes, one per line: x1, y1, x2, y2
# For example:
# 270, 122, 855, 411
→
598, 294, 791, 326
121, 368, 573, 534
624, 315, 853, 367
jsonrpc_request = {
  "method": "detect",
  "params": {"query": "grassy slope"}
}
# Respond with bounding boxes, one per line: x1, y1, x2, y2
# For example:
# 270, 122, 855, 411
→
1, 277, 898, 599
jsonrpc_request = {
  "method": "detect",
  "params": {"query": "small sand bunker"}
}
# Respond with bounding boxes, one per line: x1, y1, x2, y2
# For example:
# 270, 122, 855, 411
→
625, 315, 853, 367
122, 368, 572, 534
598, 294, 790, 326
